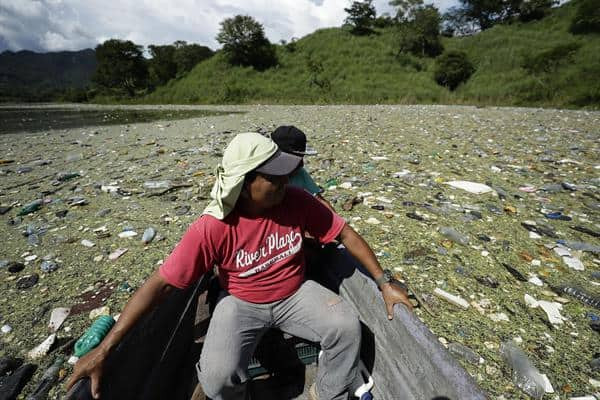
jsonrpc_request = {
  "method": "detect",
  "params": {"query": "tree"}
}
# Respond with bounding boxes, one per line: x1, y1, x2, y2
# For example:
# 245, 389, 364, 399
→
389, 0, 424, 22
344, 0, 377, 35
93, 39, 148, 96
216, 15, 277, 70
173, 41, 214, 76
148, 44, 177, 87
459, 0, 507, 30
397, 5, 443, 57
517, 0, 556, 21
444, 0, 556, 32
570, 0, 600, 34
442, 6, 478, 36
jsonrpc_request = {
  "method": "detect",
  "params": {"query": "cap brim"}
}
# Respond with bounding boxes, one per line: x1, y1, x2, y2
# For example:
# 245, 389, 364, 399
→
254, 150, 302, 175
287, 147, 318, 157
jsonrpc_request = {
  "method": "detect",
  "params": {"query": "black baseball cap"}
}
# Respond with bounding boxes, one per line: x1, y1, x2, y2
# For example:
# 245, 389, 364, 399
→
271, 126, 317, 156
254, 149, 302, 175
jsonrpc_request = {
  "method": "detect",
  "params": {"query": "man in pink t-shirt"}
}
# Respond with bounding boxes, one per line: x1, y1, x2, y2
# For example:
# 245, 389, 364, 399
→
67, 133, 412, 400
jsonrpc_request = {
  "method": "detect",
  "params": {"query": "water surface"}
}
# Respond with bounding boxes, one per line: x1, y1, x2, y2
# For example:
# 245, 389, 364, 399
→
0, 107, 239, 134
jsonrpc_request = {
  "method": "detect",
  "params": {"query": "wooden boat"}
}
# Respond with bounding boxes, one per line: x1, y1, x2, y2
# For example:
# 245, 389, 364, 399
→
67, 246, 487, 400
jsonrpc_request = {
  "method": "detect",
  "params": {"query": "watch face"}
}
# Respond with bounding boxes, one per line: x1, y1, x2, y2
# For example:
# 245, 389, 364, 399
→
384, 270, 394, 281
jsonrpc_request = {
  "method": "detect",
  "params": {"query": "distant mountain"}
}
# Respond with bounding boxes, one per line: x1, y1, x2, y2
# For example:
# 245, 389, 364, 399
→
0, 49, 96, 101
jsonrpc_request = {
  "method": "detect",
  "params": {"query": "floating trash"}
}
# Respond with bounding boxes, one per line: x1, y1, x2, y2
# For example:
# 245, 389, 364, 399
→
27, 333, 56, 359
48, 307, 70, 332
108, 248, 128, 260
16, 274, 39, 290
141, 227, 156, 244
444, 181, 493, 194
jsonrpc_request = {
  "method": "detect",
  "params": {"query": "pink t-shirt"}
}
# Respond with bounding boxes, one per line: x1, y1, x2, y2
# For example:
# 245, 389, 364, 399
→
159, 187, 346, 303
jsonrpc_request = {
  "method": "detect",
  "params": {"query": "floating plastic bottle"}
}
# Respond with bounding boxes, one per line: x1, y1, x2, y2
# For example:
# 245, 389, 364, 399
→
500, 341, 546, 399
143, 180, 172, 190
18, 199, 43, 216
439, 227, 470, 246
73, 315, 115, 358
448, 342, 481, 365
557, 240, 600, 253
552, 285, 600, 309
26, 356, 64, 400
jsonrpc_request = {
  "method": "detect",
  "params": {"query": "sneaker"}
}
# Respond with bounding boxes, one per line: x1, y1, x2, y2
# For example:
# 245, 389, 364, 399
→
309, 383, 319, 400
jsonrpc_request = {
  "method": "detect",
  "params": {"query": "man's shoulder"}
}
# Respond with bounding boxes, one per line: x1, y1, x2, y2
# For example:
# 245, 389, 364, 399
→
189, 214, 231, 235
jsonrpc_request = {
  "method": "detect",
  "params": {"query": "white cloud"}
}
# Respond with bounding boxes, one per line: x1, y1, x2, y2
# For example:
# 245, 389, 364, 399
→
0, 0, 458, 53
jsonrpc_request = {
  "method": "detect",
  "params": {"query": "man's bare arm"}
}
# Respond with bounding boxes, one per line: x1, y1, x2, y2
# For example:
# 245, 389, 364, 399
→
337, 223, 413, 318
66, 270, 174, 398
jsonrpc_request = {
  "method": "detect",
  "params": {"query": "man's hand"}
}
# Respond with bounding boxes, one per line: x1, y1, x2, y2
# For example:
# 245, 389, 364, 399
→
66, 346, 107, 399
381, 282, 413, 320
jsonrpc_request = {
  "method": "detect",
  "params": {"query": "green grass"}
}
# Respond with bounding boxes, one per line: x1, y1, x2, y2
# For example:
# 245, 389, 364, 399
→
140, 0, 600, 108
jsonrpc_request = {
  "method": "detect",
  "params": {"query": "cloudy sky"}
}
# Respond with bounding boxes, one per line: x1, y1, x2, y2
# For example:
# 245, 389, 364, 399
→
0, 0, 458, 53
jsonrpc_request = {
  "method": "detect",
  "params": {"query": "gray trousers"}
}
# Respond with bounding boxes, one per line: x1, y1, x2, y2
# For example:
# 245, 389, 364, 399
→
197, 279, 361, 400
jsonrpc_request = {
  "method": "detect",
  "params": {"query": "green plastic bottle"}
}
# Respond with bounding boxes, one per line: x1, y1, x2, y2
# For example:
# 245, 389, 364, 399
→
17, 199, 43, 216
73, 315, 115, 358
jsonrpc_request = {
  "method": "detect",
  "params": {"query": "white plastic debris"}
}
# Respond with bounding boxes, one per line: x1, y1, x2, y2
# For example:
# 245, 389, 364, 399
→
553, 245, 584, 271
433, 288, 470, 309
541, 374, 554, 393
366, 217, 381, 225
118, 231, 138, 239
444, 181, 493, 194
524, 294, 539, 308
392, 169, 411, 177
528, 275, 544, 287
370, 156, 388, 161
1, 324, 12, 334
81, 239, 95, 247
489, 313, 510, 322
525, 295, 567, 325
89, 306, 110, 320
101, 185, 119, 193
538, 301, 567, 325
340, 182, 353, 189
27, 333, 56, 359
108, 248, 128, 260
563, 256, 584, 271
48, 307, 70, 332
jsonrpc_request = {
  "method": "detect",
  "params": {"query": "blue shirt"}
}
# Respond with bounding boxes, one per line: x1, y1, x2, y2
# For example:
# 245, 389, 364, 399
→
289, 167, 322, 195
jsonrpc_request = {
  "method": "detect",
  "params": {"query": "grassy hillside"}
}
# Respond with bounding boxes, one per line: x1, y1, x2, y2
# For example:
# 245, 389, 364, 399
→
144, 0, 599, 108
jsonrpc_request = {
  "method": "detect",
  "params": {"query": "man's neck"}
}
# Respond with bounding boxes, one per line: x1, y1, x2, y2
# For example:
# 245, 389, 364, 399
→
237, 198, 267, 218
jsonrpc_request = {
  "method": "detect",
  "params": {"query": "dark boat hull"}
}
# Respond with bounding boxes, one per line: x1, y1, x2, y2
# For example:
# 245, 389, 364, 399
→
68, 247, 487, 400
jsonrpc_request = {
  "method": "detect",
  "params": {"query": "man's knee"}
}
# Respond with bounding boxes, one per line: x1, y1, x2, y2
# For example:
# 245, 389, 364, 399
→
324, 304, 361, 345
197, 357, 244, 397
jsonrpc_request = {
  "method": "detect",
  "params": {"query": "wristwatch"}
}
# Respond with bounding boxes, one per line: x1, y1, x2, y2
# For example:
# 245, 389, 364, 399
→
375, 269, 408, 291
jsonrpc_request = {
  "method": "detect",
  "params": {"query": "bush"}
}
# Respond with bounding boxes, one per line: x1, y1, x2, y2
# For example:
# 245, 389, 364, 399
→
569, 0, 600, 34
434, 51, 475, 90
522, 42, 581, 74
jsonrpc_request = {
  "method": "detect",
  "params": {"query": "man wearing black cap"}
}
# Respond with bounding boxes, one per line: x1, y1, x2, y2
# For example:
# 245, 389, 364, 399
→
271, 125, 327, 201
